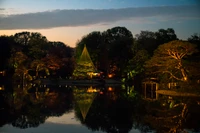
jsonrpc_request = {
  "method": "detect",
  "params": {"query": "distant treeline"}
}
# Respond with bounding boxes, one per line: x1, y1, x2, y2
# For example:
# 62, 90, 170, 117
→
0, 27, 200, 84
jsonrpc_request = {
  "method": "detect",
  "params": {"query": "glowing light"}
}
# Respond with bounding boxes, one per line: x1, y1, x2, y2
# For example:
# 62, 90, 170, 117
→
0, 71, 5, 76
87, 86, 100, 93
0, 86, 4, 90
99, 91, 103, 94
87, 88, 97, 93
108, 74, 113, 78
108, 87, 113, 91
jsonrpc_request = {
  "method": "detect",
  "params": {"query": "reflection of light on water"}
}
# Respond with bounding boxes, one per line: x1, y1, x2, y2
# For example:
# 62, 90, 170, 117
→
87, 86, 100, 93
46, 110, 80, 125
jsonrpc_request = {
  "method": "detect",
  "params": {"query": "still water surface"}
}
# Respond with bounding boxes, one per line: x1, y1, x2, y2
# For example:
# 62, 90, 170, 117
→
0, 84, 200, 133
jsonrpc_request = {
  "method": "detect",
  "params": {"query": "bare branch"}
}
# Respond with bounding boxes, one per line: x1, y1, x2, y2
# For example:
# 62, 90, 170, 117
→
173, 103, 185, 108
162, 71, 184, 81
167, 50, 179, 59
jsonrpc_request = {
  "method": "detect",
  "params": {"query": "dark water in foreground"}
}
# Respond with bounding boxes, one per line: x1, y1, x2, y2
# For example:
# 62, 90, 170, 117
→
0, 84, 200, 133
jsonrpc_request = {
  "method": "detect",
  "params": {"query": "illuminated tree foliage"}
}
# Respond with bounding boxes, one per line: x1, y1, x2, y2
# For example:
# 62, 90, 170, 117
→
75, 27, 134, 78
73, 45, 97, 79
145, 40, 199, 82
30, 60, 49, 78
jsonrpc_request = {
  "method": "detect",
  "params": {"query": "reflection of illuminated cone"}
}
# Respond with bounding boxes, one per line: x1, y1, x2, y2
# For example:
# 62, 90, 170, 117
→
74, 87, 97, 121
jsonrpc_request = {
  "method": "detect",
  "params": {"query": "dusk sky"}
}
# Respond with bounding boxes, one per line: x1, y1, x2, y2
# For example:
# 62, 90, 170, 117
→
0, 0, 200, 47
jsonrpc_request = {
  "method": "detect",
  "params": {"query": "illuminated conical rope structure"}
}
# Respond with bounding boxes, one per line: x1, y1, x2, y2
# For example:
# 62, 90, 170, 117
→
73, 44, 97, 79
73, 86, 97, 121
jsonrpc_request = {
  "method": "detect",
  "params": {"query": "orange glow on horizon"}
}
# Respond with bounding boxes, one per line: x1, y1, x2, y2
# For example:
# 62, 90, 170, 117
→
0, 24, 110, 48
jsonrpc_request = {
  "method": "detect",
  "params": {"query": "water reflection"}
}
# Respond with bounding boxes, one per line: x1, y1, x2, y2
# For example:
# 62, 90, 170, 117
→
73, 86, 98, 121
0, 83, 73, 129
76, 85, 139, 133
0, 83, 200, 133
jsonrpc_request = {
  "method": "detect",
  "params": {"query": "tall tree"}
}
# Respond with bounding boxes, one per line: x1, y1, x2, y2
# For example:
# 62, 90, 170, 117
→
14, 32, 50, 60
14, 32, 31, 46
188, 33, 200, 52
136, 28, 178, 56
9, 51, 30, 81
75, 27, 134, 78
28, 32, 49, 60
49, 41, 73, 58
135, 30, 157, 56
75, 31, 102, 67
47, 41, 74, 77
125, 49, 149, 80
145, 40, 199, 82
155, 28, 178, 45
102, 26, 134, 77
0, 36, 16, 71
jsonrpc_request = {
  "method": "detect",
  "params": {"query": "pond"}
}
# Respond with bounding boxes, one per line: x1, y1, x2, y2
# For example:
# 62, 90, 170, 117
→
0, 83, 200, 133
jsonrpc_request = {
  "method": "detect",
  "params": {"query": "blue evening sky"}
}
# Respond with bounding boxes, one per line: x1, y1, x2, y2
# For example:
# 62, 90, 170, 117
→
1, 0, 199, 10
0, 0, 200, 47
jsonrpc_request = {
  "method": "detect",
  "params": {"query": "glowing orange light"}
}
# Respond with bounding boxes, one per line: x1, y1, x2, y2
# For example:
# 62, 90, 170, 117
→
0, 86, 4, 90
108, 87, 113, 91
100, 91, 103, 94
108, 74, 113, 78
87, 88, 97, 93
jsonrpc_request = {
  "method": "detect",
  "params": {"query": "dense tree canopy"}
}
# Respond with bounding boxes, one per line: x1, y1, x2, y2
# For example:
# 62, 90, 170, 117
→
0, 36, 16, 71
0, 28, 199, 85
1, 31, 74, 80
135, 28, 178, 56
188, 33, 200, 48
75, 26, 134, 77
103, 27, 134, 76
145, 40, 199, 83
75, 31, 102, 65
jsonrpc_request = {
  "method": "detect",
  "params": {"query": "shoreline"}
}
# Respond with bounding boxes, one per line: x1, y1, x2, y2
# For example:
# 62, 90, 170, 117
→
156, 90, 200, 97
38, 78, 123, 86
